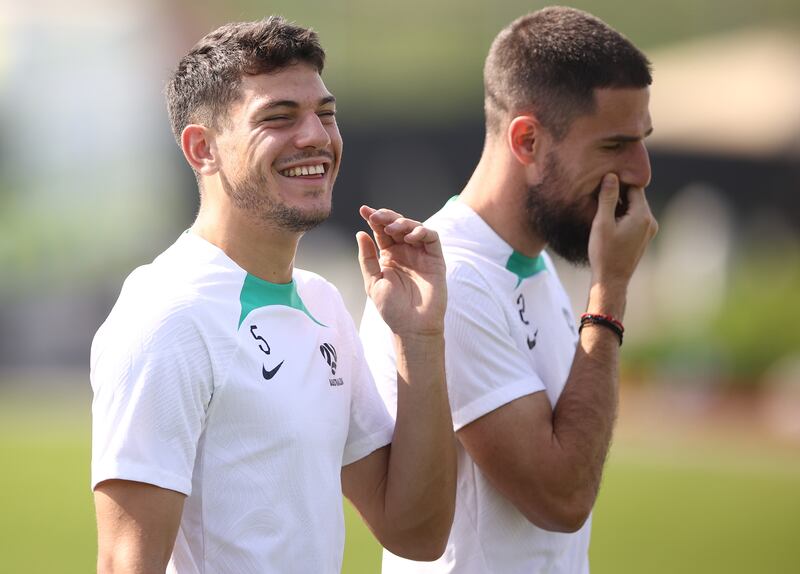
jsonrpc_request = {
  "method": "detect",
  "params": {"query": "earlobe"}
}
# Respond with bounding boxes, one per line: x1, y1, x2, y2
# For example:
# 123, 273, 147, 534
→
507, 116, 539, 166
181, 125, 218, 175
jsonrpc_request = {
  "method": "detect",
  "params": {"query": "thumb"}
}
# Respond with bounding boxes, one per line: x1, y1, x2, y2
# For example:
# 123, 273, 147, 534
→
356, 231, 381, 294
595, 173, 620, 223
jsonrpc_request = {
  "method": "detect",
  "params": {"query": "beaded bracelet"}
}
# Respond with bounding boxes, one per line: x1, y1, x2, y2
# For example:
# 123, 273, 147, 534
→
579, 313, 624, 346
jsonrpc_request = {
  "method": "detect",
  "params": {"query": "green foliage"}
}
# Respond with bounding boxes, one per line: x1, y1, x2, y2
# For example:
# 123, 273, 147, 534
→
709, 249, 800, 380
625, 247, 800, 385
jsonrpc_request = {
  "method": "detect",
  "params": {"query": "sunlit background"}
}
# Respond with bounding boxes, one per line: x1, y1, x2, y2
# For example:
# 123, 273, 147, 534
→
1, 0, 799, 572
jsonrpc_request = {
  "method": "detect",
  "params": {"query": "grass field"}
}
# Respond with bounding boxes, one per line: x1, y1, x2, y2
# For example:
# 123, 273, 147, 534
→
1, 382, 799, 573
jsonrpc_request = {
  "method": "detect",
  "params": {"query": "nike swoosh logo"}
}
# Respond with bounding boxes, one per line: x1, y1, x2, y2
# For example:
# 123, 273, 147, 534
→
262, 361, 284, 380
527, 329, 538, 350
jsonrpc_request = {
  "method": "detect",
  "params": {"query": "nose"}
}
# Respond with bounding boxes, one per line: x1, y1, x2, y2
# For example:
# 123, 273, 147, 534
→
294, 113, 331, 150
621, 141, 651, 189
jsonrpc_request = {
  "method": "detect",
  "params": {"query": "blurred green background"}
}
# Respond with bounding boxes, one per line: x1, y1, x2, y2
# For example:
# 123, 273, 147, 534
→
2, 0, 799, 571
2, 380, 799, 572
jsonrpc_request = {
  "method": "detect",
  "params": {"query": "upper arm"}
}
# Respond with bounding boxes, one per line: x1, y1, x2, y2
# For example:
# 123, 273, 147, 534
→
94, 479, 185, 573
442, 266, 589, 531
439, 264, 545, 430
342, 303, 396, 538
455, 373, 598, 533
91, 303, 214, 570
456, 391, 582, 530
91, 306, 214, 495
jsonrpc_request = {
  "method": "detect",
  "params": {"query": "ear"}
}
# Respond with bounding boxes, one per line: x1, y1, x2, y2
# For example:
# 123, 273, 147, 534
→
507, 115, 541, 166
181, 124, 219, 176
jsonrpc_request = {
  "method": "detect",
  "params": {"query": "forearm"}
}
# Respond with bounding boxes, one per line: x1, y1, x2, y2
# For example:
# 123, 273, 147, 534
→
383, 333, 456, 554
550, 283, 625, 509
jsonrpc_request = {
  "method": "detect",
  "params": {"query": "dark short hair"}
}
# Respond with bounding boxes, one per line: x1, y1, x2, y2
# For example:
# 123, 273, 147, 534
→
484, 6, 652, 139
166, 16, 325, 144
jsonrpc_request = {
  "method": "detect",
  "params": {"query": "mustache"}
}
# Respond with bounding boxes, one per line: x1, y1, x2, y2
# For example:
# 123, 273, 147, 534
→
277, 150, 335, 166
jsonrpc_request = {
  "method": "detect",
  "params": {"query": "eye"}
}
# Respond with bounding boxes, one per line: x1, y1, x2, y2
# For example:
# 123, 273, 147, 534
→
602, 142, 624, 151
317, 110, 336, 124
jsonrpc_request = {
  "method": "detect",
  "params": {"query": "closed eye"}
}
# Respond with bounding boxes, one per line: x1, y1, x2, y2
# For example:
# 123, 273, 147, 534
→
601, 142, 624, 151
317, 110, 337, 124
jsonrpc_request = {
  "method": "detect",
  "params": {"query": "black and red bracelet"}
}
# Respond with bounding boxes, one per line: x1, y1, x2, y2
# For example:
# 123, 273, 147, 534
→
578, 313, 624, 345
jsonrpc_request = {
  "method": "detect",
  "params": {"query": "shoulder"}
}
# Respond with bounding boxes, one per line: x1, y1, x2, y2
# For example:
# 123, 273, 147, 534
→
92, 267, 206, 369
293, 267, 342, 297
292, 267, 353, 329
110, 257, 237, 334
93, 240, 244, 362
293, 267, 347, 314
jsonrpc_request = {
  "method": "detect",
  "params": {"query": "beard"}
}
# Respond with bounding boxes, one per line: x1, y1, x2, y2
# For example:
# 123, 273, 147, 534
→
525, 152, 595, 266
222, 162, 331, 233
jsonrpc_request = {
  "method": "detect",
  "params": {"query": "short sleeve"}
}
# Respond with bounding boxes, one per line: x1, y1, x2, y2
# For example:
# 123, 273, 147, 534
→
442, 264, 546, 430
359, 299, 400, 420
360, 264, 545, 432
338, 298, 394, 466
90, 306, 214, 495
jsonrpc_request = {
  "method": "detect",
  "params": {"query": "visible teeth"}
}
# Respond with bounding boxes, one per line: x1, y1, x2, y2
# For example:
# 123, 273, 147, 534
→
281, 164, 325, 177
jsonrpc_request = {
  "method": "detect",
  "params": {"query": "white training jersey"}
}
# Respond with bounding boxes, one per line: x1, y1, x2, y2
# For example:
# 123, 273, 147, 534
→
91, 231, 394, 574
360, 198, 590, 574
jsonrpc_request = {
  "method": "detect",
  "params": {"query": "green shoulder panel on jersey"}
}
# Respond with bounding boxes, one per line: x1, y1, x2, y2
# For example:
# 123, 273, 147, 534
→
238, 273, 326, 328
506, 251, 547, 288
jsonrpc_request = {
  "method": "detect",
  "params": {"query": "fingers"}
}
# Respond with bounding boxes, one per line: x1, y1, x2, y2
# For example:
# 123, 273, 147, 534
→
624, 186, 646, 213
358, 205, 376, 221
594, 173, 620, 224
360, 205, 401, 250
360, 205, 401, 224
385, 217, 422, 243
359, 204, 443, 258
620, 187, 659, 239
404, 224, 444, 258
359, 205, 430, 245
356, 230, 380, 293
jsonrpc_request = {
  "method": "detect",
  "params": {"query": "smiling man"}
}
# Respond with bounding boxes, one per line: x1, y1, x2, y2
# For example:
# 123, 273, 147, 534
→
90, 17, 455, 573
361, 7, 658, 573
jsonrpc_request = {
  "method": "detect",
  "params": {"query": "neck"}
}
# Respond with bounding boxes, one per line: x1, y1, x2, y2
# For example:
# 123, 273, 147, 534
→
459, 140, 546, 258
192, 199, 300, 284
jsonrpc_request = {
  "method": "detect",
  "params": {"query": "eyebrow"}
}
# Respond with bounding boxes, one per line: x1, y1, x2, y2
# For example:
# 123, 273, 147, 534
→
603, 126, 654, 143
252, 95, 336, 114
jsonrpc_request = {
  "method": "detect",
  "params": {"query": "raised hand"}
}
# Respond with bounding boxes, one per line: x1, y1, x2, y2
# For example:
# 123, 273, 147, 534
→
588, 174, 658, 292
356, 205, 447, 337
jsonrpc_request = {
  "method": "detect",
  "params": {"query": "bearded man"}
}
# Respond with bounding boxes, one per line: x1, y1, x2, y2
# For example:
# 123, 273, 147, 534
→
360, 7, 658, 573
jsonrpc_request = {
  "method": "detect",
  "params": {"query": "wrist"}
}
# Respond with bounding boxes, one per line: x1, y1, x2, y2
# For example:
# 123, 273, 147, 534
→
579, 313, 624, 345
586, 282, 627, 319
393, 332, 445, 368
393, 330, 445, 347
